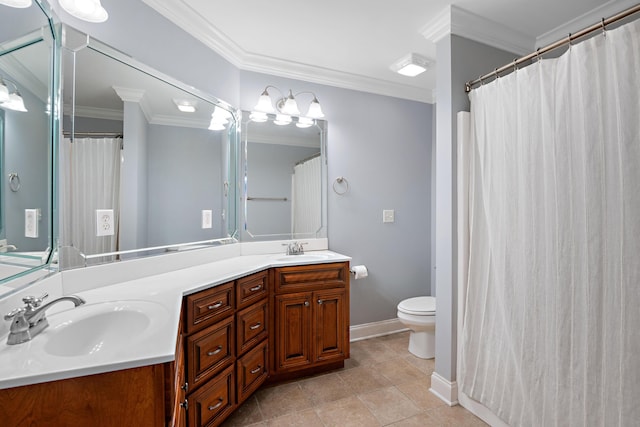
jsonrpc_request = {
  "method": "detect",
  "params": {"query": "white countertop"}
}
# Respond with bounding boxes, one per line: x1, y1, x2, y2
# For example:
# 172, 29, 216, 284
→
0, 250, 350, 390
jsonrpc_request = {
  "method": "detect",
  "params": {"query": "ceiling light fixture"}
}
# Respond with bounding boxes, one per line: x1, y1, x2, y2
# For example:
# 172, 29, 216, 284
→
59, 0, 108, 23
173, 99, 198, 113
0, 77, 28, 112
391, 53, 433, 77
0, 0, 32, 8
253, 86, 325, 121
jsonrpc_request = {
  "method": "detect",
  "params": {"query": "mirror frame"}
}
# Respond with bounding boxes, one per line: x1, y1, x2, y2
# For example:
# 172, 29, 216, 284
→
241, 111, 327, 241
0, 0, 58, 292
58, 26, 239, 269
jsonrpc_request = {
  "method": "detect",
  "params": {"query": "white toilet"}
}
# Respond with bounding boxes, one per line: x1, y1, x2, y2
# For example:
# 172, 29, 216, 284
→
397, 296, 436, 359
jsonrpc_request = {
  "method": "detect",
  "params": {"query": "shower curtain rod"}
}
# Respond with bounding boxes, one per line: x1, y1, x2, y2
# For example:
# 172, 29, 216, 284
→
465, 3, 640, 92
62, 131, 123, 138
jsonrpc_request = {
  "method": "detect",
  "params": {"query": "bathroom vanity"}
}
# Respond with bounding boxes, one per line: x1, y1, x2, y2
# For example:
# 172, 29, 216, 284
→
0, 254, 350, 427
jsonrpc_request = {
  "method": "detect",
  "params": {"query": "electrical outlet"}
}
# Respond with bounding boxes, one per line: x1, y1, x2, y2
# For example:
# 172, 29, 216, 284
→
25, 209, 39, 238
201, 209, 213, 229
96, 209, 115, 236
383, 209, 395, 223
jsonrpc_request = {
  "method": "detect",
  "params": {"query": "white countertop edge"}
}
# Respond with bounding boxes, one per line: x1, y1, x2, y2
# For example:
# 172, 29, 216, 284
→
0, 250, 350, 390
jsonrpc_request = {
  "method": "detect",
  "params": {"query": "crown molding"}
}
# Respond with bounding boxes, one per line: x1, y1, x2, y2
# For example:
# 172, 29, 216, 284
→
141, 0, 434, 104
422, 5, 533, 56
70, 104, 123, 121
536, 0, 637, 47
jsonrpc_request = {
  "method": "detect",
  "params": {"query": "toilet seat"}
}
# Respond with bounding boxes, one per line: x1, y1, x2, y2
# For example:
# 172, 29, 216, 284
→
397, 296, 435, 315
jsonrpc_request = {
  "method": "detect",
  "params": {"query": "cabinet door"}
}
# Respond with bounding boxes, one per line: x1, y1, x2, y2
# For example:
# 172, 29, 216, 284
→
171, 333, 188, 427
314, 288, 348, 363
274, 292, 312, 372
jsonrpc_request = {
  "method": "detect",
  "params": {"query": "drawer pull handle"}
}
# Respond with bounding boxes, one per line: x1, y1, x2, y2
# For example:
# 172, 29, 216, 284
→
208, 301, 223, 310
207, 346, 223, 356
208, 399, 224, 411
250, 365, 262, 375
249, 285, 262, 292
318, 299, 323, 305
249, 322, 262, 330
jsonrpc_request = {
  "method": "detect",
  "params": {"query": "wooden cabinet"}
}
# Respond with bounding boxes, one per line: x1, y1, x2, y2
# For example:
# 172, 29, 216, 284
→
186, 365, 235, 427
271, 262, 350, 380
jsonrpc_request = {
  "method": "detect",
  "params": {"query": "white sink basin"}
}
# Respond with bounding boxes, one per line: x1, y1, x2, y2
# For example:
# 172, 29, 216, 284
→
43, 300, 168, 357
273, 253, 332, 263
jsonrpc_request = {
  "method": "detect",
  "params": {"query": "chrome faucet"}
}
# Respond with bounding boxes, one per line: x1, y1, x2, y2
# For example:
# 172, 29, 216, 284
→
0, 239, 17, 252
4, 293, 86, 345
283, 241, 306, 255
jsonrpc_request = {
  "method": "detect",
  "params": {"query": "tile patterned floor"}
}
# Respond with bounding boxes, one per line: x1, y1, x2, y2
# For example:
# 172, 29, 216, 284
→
222, 332, 488, 426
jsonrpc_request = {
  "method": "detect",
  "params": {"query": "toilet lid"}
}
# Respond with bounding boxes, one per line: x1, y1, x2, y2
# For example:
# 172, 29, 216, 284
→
398, 296, 436, 315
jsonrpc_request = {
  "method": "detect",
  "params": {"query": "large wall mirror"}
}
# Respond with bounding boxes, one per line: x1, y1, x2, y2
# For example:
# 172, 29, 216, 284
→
241, 111, 327, 241
0, 1, 56, 295
60, 26, 238, 269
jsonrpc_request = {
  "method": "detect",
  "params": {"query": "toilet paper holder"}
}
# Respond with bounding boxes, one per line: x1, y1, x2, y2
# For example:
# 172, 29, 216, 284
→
350, 265, 368, 279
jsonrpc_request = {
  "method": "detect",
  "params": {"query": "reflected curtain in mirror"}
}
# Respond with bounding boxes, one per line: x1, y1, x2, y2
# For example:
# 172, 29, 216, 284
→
60, 137, 121, 267
292, 154, 321, 235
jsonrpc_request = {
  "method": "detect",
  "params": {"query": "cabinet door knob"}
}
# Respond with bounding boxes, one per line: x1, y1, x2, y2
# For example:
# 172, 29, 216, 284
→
304, 301, 309, 307
249, 285, 262, 292
249, 322, 262, 330
250, 365, 262, 374
208, 398, 224, 411
318, 299, 323, 305
207, 346, 223, 356
179, 399, 188, 410
181, 382, 189, 392
208, 301, 223, 310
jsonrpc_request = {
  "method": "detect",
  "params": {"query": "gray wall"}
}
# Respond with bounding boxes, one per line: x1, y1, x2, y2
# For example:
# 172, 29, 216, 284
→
54, 1, 434, 327
434, 34, 517, 382
146, 124, 224, 246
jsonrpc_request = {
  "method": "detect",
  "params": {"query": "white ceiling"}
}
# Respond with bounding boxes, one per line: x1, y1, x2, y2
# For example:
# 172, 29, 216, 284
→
143, 0, 631, 103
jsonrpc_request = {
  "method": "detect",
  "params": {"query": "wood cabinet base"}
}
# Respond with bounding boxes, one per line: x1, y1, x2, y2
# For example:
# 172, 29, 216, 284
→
0, 365, 167, 427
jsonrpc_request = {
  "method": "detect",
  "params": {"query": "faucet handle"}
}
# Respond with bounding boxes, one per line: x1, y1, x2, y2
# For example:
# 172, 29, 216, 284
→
4, 306, 26, 321
22, 293, 48, 310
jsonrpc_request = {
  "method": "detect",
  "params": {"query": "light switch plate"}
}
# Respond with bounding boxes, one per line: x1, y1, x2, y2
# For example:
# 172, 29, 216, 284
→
96, 209, 114, 236
202, 210, 213, 229
383, 209, 395, 223
25, 209, 39, 238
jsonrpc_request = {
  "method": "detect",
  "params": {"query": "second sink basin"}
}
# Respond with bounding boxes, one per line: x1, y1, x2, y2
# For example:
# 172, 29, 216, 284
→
43, 300, 168, 357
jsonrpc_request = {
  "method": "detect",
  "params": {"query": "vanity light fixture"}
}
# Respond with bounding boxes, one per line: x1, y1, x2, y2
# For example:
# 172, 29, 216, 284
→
249, 111, 268, 122
253, 85, 325, 119
173, 99, 197, 113
391, 53, 433, 77
208, 106, 232, 131
0, 0, 32, 8
273, 114, 292, 126
59, 0, 108, 23
296, 117, 314, 128
0, 77, 28, 112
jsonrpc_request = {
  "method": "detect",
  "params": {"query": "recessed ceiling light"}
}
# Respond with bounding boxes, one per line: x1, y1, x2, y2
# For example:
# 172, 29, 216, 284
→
391, 53, 433, 77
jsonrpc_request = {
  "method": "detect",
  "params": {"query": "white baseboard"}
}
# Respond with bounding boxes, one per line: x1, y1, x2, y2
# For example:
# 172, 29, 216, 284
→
430, 371, 459, 406
349, 318, 409, 342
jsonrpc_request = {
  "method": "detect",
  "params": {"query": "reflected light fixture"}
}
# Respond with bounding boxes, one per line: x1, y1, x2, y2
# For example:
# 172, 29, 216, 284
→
59, 0, 108, 23
249, 111, 268, 123
391, 53, 433, 77
0, 77, 28, 112
273, 114, 292, 126
208, 106, 232, 131
296, 117, 314, 128
253, 86, 325, 122
0, 0, 32, 7
173, 99, 197, 113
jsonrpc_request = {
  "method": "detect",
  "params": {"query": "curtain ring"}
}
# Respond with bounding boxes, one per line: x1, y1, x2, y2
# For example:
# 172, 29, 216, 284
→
8, 173, 21, 192
333, 176, 349, 195
479, 75, 485, 86
513, 58, 519, 72
494, 67, 499, 80
567, 33, 573, 48
535, 48, 542, 63
601, 18, 607, 37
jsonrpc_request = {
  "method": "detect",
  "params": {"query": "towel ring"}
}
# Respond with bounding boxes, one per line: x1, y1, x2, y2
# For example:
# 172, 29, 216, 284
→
8, 173, 20, 192
333, 176, 349, 195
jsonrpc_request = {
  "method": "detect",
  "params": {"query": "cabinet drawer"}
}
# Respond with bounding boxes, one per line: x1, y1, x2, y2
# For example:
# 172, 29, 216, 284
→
236, 270, 268, 309
186, 316, 234, 391
187, 364, 235, 427
236, 299, 268, 355
273, 262, 349, 293
236, 340, 268, 405
185, 282, 234, 334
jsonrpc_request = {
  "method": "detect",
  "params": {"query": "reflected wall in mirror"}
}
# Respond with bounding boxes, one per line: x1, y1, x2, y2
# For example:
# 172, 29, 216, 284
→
242, 111, 327, 241
0, 0, 56, 293
60, 26, 238, 269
